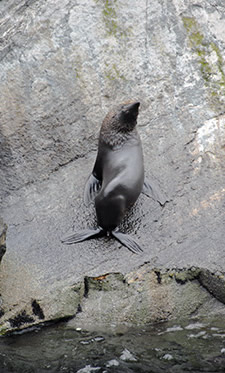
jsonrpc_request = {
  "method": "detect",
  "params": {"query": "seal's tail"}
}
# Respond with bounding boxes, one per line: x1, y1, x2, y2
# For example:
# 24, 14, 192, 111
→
61, 228, 102, 244
111, 230, 143, 254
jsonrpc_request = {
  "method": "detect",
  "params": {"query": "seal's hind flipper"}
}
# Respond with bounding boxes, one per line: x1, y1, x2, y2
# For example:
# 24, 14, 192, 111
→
142, 178, 168, 206
84, 174, 101, 206
111, 230, 143, 254
61, 228, 102, 244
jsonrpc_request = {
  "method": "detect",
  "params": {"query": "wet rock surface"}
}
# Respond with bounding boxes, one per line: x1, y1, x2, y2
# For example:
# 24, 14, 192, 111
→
0, 0, 225, 333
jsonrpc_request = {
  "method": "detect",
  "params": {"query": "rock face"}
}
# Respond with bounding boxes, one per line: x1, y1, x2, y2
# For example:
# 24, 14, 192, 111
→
0, 0, 224, 333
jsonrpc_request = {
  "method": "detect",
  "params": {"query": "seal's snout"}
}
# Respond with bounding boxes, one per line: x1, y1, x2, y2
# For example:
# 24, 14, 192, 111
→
134, 101, 140, 108
122, 101, 140, 124
121, 101, 140, 117
126, 101, 140, 112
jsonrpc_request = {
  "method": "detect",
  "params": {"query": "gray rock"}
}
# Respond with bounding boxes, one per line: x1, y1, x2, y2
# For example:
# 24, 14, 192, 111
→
0, 0, 224, 333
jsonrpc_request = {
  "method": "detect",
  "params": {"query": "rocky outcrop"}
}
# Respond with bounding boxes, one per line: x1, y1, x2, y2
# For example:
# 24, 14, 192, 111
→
70, 267, 225, 330
0, 0, 224, 333
1, 266, 225, 335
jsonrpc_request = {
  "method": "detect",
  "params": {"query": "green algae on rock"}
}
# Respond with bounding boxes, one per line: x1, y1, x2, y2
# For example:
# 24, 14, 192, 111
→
183, 16, 225, 112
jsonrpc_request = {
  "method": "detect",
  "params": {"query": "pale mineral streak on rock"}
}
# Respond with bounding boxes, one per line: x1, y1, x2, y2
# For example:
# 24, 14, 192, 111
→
195, 114, 225, 156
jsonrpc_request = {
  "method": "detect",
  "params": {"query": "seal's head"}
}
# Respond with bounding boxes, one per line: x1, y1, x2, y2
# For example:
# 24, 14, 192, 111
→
101, 100, 140, 133
100, 100, 141, 147
119, 101, 140, 131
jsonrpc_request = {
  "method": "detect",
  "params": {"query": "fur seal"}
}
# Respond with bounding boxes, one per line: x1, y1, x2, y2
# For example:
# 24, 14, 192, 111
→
62, 100, 166, 253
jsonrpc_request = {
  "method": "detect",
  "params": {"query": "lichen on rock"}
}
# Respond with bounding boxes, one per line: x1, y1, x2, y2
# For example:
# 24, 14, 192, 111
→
183, 16, 225, 111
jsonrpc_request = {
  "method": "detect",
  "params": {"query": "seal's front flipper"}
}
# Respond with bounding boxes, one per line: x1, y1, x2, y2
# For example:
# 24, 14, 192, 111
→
61, 228, 102, 244
84, 174, 101, 207
142, 178, 168, 206
111, 230, 143, 254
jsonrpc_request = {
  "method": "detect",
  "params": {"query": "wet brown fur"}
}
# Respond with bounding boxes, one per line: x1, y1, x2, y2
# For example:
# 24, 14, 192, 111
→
99, 100, 140, 148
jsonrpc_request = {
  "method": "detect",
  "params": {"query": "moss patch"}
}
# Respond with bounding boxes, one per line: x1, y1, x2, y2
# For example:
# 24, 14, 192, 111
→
95, 0, 132, 38
104, 61, 126, 81
94, 0, 119, 37
183, 16, 225, 111
102, 0, 118, 36
94, 0, 132, 84
167, 267, 201, 285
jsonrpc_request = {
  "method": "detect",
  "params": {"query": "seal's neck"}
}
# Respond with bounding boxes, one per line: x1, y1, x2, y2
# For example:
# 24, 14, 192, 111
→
99, 127, 139, 149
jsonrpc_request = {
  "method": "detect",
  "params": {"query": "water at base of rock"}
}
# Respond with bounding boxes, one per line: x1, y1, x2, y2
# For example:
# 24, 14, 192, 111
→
0, 316, 225, 372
